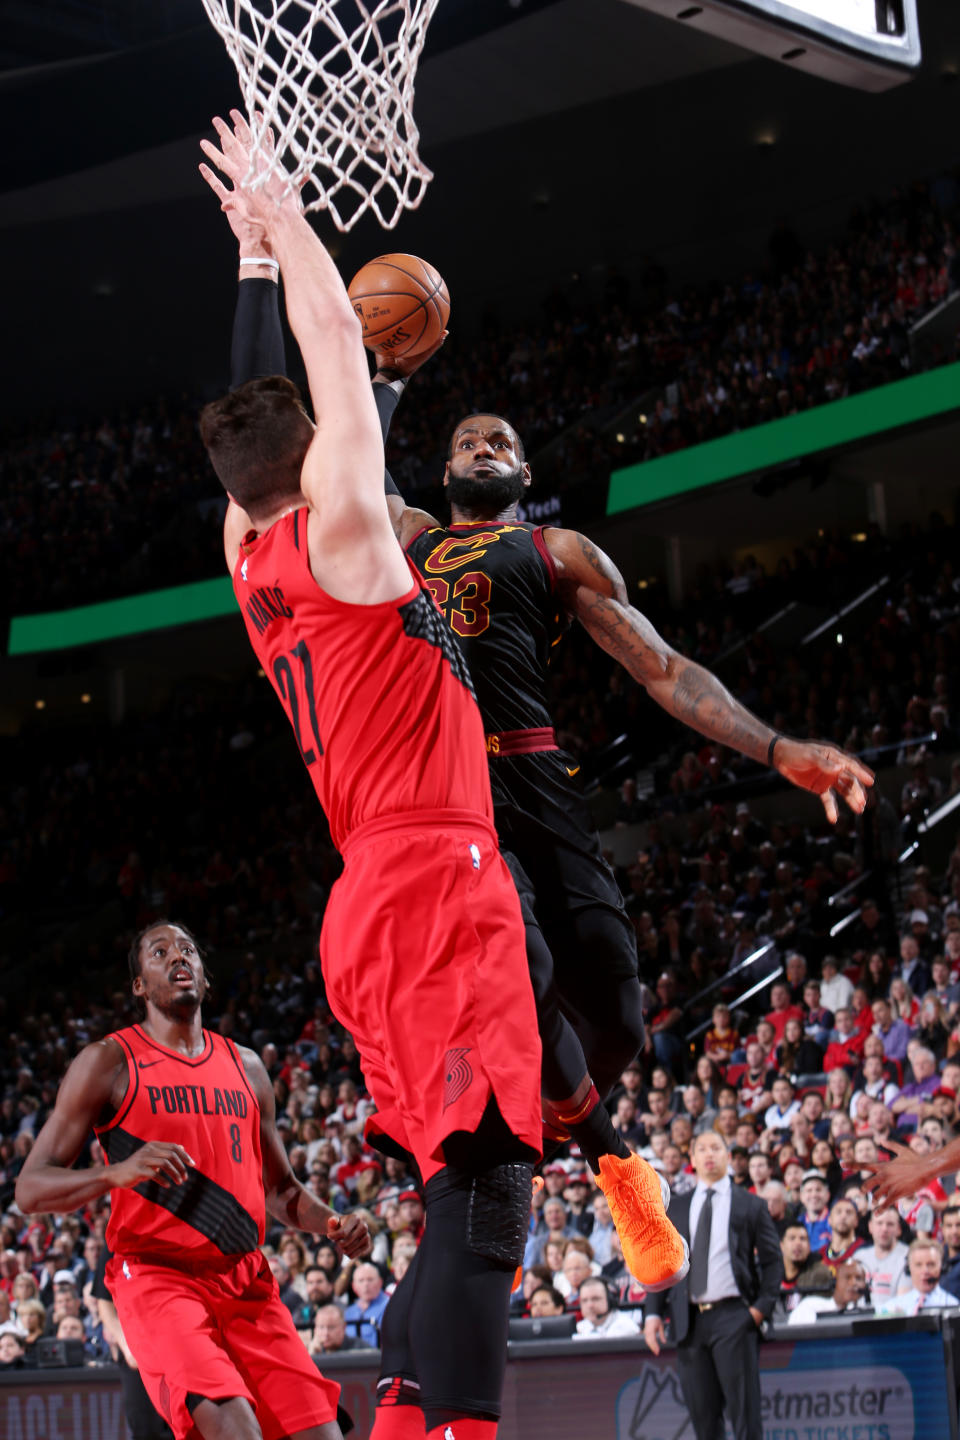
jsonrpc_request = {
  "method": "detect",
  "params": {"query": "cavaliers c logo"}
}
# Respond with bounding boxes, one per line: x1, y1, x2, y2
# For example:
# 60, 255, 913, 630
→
442, 1047, 474, 1109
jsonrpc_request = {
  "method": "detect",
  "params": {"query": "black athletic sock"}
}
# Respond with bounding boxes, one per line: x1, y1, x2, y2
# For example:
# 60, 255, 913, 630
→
543, 1084, 630, 1173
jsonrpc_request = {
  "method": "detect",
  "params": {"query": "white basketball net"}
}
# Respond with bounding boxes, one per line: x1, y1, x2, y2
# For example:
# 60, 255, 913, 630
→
201, 0, 440, 232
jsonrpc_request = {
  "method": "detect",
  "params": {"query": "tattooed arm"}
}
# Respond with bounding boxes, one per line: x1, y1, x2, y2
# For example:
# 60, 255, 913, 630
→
545, 528, 874, 822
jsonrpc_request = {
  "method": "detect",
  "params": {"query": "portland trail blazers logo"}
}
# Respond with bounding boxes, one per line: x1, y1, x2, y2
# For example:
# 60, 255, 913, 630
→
442, 1047, 474, 1109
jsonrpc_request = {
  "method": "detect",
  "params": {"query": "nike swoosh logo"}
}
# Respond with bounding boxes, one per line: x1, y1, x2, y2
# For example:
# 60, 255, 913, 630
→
138, 1059, 163, 1069
566, 765, 580, 777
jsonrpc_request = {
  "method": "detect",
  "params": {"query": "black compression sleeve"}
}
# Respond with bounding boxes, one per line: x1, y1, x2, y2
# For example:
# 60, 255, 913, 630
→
231, 278, 286, 389
373, 379, 403, 497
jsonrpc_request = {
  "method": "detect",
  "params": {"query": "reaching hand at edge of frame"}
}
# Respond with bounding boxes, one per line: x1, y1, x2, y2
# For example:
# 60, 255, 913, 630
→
199, 108, 302, 233
772, 737, 875, 825
859, 1137, 936, 1206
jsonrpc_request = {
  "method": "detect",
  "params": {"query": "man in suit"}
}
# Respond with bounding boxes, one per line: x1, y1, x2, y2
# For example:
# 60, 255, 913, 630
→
643, 1131, 784, 1440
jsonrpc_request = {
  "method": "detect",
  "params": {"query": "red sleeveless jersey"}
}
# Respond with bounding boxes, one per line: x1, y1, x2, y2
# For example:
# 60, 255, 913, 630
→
95, 1025, 264, 1263
232, 511, 492, 850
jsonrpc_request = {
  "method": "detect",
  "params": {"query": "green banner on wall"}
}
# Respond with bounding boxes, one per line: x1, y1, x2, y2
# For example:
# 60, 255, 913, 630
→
606, 362, 960, 516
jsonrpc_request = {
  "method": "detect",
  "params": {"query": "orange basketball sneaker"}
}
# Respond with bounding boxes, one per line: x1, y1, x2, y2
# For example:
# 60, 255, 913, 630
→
595, 1152, 689, 1291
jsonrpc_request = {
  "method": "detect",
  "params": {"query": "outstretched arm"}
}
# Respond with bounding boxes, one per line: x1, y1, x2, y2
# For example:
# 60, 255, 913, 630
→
547, 528, 874, 823
370, 342, 445, 546
241, 1048, 371, 1259
862, 1136, 960, 1205
200, 113, 407, 601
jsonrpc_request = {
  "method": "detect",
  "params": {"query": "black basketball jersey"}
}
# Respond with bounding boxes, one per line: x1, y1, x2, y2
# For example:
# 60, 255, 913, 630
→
405, 520, 566, 738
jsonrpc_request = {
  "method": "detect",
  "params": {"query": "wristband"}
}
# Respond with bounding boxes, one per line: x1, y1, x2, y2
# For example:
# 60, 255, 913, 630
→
239, 256, 279, 271
767, 734, 781, 768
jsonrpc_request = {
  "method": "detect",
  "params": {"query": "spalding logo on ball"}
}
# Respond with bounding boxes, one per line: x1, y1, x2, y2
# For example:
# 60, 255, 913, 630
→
348, 253, 450, 359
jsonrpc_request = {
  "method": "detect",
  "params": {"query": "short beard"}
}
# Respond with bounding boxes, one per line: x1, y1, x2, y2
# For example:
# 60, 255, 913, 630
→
446, 464, 527, 514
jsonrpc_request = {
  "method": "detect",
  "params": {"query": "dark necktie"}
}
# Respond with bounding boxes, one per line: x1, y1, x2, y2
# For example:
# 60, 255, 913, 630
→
689, 1187, 715, 1296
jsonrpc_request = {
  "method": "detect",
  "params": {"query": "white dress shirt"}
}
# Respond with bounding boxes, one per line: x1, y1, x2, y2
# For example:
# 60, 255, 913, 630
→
878, 1284, 959, 1314
689, 1174, 739, 1304
788, 1295, 869, 1325
574, 1310, 640, 1339
820, 972, 854, 1013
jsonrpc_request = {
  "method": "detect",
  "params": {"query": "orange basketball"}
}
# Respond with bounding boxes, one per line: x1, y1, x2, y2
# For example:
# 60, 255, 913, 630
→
348, 253, 450, 359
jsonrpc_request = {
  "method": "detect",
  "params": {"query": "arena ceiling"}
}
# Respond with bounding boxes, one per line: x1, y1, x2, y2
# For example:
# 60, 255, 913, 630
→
0, 0, 958, 405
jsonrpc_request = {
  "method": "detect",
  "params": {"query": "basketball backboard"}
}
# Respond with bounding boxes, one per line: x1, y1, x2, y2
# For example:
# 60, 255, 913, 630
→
619, 0, 921, 90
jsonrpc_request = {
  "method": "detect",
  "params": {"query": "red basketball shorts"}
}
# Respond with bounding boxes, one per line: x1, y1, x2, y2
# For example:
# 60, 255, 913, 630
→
321, 809, 542, 1182
107, 1251, 339, 1440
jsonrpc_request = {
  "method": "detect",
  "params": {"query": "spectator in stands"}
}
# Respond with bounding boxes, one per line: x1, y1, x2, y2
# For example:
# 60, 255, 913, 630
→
0, 1330, 27, 1369
940, 1203, 960, 1297
929, 959, 960, 1019
524, 1197, 577, 1268
819, 957, 854, 1017
802, 981, 834, 1049
857, 1206, 910, 1303
775, 1222, 834, 1321
342, 1262, 389, 1347
776, 1017, 823, 1078
766, 983, 804, 1044
852, 1054, 899, 1111
898, 935, 932, 999
646, 971, 686, 1075
878, 1240, 960, 1313
916, 996, 951, 1060
288, 1265, 337, 1332
573, 1278, 640, 1339
819, 1199, 863, 1272
611, 1096, 645, 1145
556, 1240, 598, 1304
788, 1259, 869, 1324
765, 1077, 801, 1131
15, 1299, 46, 1360
639, 1087, 675, 1136
862, 952, 892, 1003
799, 1173, 832, 1252
680, 1084, 715, 1135
736, 1043, 776, 1117
528, 1285, 566, 1318
888, 977, 920, 1027
703, 1004, 739, 1067
748, 1153, 772, 1192
850, 900, 896, 961
587, 1194, 616, 1268
759, 1181, 791, 1233
562, 1173, 595, 1236
396, 1189, 425, 1245
872, 997, 912, 1063
308, 1304, 372, 1356
891, 1046, 941, 1129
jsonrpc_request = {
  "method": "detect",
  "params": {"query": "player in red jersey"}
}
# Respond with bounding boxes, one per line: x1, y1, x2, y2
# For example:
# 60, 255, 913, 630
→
208, 114, 693, 1323
195, 116, 543, 1440
16, 921, 370, 1440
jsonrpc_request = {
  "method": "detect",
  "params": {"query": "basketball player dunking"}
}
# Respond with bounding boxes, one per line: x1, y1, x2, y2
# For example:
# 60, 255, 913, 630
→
16, 921, 369, 1440
193, 114, 546, 1440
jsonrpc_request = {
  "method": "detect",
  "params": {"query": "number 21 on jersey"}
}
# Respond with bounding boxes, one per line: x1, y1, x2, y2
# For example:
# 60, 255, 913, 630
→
273, 639, 324, 764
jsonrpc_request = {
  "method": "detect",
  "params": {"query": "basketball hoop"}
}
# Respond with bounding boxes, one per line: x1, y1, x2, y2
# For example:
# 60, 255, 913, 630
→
201, 0, 440, 232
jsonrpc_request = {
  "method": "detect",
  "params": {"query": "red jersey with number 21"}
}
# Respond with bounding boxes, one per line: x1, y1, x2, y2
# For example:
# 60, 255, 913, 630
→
233, 511, 491, 851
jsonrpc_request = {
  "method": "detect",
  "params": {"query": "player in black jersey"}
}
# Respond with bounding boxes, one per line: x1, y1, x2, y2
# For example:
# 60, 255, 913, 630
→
214, 185, 870, 1297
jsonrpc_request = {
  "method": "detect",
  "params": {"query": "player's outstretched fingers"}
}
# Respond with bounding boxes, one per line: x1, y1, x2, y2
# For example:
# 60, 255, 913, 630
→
198, 163, 231, 207
821, 788, 839, 825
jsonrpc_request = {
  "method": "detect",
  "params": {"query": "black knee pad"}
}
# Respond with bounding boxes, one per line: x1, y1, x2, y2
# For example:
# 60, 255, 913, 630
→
465, 1161, 533, 1268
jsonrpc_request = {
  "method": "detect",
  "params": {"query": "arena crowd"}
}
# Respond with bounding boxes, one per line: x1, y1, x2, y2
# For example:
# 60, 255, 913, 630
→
3, 168, 960, 1374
